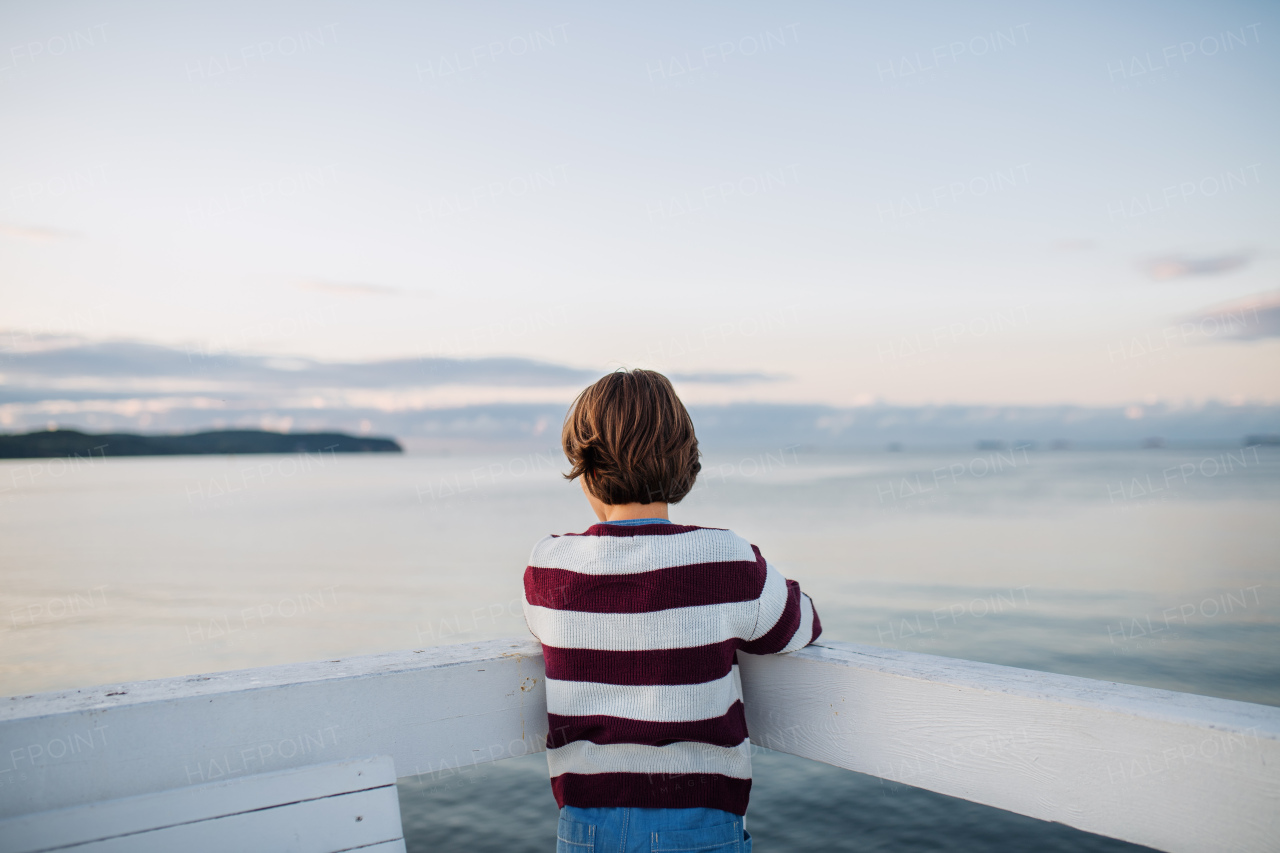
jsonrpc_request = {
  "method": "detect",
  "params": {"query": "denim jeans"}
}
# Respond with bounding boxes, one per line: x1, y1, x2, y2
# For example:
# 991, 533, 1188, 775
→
556, 806, 751, 853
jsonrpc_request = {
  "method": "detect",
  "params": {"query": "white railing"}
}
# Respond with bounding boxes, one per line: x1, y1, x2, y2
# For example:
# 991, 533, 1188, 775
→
1, 639, 1277, 852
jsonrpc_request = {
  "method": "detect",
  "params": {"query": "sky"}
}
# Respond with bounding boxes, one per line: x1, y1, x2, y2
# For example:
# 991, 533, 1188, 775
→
1, 0, 1278, 424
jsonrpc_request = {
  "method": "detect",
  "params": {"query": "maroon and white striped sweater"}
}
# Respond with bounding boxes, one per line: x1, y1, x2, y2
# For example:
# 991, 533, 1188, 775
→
522, 521, 822, 815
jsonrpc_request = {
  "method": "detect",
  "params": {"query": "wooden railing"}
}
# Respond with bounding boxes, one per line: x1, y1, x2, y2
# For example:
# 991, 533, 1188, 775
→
1, 639, 1277, 852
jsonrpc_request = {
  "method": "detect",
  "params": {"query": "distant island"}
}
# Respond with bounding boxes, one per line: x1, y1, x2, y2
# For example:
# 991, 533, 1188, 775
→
0, 429, 403, 459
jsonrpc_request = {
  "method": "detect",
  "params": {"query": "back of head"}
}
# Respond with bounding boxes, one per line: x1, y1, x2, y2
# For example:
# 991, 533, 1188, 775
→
562, 369, 701, 505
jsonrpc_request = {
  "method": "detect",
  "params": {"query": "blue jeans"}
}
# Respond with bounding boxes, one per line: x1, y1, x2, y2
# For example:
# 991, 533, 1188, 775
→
556, 806, 751, 853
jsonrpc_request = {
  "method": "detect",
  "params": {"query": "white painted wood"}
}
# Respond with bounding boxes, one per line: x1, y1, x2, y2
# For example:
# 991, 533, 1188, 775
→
2, 637, 1277, 853
0, 639, 547, 819
738, 642, 1280, 853
54, 787, 401, 853
0, 755, 400, 853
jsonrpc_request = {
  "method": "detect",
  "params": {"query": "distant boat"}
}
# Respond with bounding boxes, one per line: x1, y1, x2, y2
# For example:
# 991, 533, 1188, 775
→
1142, 437, 1166, 449
1243, 434, 1280, 447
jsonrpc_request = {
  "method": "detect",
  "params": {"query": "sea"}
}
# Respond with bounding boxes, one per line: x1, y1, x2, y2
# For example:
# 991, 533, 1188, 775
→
2, 444, 1277, 852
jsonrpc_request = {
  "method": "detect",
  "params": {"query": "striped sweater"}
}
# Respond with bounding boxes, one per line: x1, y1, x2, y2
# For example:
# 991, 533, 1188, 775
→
522, 521, 821, 815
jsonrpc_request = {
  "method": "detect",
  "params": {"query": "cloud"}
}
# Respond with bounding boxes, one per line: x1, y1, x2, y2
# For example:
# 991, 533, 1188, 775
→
670, 371, 784, 384
0, 332, 810, 439
8, 397, 1280, 446
0, 332, 89, 354
0, 338, 598, 387
1183, 290, 1280, 340
0, 337, 780, 426
296, 279, 416, 297
0, 224, 83, 242
1143, 253, 1250, 280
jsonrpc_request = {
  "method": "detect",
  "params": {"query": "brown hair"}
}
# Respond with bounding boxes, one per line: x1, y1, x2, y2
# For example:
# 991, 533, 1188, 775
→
562, 369, 701, 505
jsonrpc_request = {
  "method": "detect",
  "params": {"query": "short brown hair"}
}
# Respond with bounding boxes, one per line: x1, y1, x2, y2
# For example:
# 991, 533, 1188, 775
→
562, 369, 701, 505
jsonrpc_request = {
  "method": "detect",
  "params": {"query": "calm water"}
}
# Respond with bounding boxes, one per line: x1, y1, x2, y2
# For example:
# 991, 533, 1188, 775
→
2, 445, 1277, 851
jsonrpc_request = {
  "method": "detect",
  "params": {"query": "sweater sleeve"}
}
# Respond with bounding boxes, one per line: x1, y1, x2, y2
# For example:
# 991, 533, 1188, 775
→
739, 550, 822, 655
522, 536, 556, 642
521, 564, 540, 641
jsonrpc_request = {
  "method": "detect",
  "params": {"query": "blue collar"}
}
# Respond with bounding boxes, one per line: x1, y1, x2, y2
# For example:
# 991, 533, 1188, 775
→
600, 517, 673, 526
